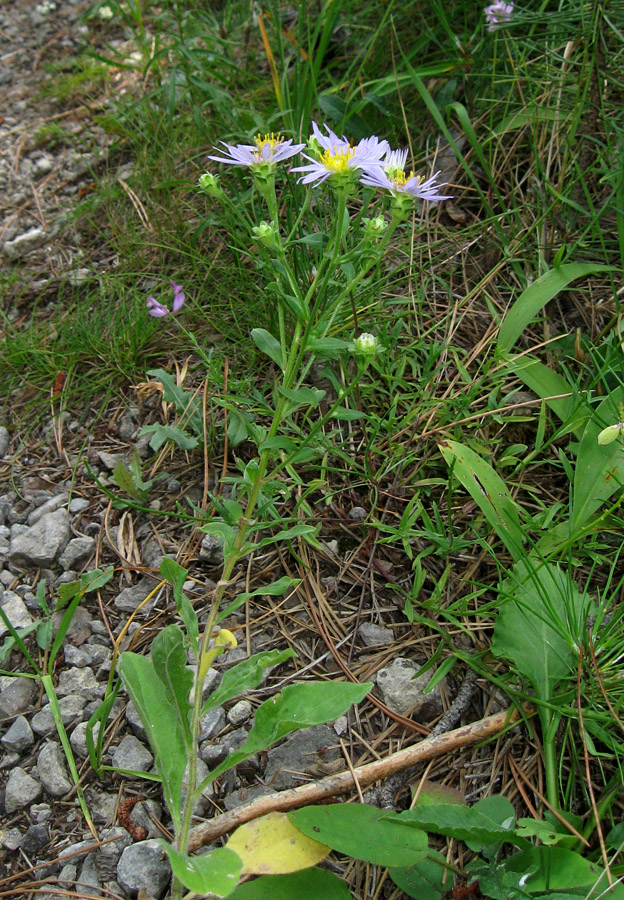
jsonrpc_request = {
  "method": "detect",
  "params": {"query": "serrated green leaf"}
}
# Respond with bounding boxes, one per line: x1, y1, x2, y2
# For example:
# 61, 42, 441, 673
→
165, 844, 242, 897
289, 803, 427, 867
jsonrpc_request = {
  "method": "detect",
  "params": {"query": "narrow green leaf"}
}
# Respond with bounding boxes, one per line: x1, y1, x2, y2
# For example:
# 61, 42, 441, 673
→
231, 867, 350, 900
160, 558, 198, 653
203, 682, 371, 786
509, 356, 589, 436
202, 648, 296, 714
289, 804, 428, 867
251, 328, 284, 370
497, 263, 612, 352
278, 385, 326, 408
165, 844, 243, 897
147, 368, 203, 436
151, 625, 193, 749
118, 651, 188, 829
387, 803, 522, 847
438, 440, 525, 560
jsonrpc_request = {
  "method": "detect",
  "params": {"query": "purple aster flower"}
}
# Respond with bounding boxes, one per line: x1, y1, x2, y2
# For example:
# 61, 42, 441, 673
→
147, 281, 186, 318
360, 148, 452, 202
290, 121, 389, 187
484, 0, 514, 31
207, 132, 305, 168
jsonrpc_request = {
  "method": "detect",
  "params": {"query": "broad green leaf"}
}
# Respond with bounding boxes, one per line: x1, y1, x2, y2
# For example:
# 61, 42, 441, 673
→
438, 440, 525, 560
112, 460, 148, 503
290, 803, 427, 867
388, 851, 447, 900
203, 682, 371, 786
165, 844, 242, 897
332, 407, 365, 421
118, 651, 187, 829
505, 356, 589, 437
502, 846, 602, 891
230, 867, 351, 900
147, 367, 203, 435
387, 802, 522, 846
278, 385, 326, 410
412, 781, 466, 808
258, 436, 298, 453
199, 520, 237, 556
140, 423, 199, 452
307, 336, 351, 353
251, 328, 284, 370
227, 812, 329, 875
56, 566, 115, 610
491, 560, 588, 702
202, 648, 296, 714
295, 233, 328, 247
160, 558, 198, 653
465, 795, 516, 853
515, 818, 568, 845
216, 577, 301, 624
151, 625, 193, 749
572, 387, 624, 531
497, 264, 612, 352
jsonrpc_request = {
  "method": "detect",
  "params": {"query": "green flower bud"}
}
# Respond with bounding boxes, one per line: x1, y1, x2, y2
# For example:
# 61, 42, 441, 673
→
252, 220, 281, 249
354, 332, 379, 356
362, 215, 388, 238
598, 424, 622, 445
198, 172, 224, 198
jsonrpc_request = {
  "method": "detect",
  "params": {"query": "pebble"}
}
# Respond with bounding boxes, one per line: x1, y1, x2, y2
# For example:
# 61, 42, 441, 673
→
9, 507, 70, 568
68, 497, 90, 514
376, 657, 445, 718
111, 734, 153, 772
0, 590, 33, 637
117, 840, 171, 899
58, 536, 95, 570
37, 741, 73, 796
31, 693, 86, 736
56, 666, 101, 699
1, 714, 35, 751
226, 699, 253, 726
0, 426, 9, 457
4, 767, 42, 812
0, 677, 37, 717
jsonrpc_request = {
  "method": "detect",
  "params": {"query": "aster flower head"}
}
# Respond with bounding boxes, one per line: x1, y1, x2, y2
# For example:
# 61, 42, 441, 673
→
147, 281, 186, 318
207, 133, 305, 170
361, 148, 452, 203
484, 0, 514, 31
290, 122, 389, 192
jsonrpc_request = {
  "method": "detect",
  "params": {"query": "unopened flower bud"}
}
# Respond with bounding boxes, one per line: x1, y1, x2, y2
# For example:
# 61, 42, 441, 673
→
215, 628, 237, 650
362, 215, 387, 238
598, 424, 623, 445
252, 220, 281, 249
354, 332, 379, 356
198, 172, 224, 197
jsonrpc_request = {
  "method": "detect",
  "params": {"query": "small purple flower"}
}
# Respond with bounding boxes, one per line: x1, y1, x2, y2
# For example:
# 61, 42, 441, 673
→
484, 0, 514, 31
290, 122, 389, 187
147, 281, 186, 318
360, 148, 452, 202
207, 132, 305, 168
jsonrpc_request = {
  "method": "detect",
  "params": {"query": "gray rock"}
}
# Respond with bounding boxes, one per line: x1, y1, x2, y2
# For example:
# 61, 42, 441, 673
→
1, 827, 23, 850
227, 699, 253, 725
0, 590, 33, 637
198, 532, 225, 564
125, 700, 147, 741
37, 741, 73, 796
4, 767, 42, 812
199, 705, 226, 741
0, 426, 9, 457
348, 506, 367, 521
63, 644, 93, 667
30, 802, 52, 822
68, 497, 90, 514
114, 576, 162, 613
375, 657, 444, 717
0, 750, 20, 768
117, 414, 137, 441
27, 494, 67, 526
9, 507, 70, 567
117, 839, 171, 899
70, 720, 100, 758
56, 666, 101, 699
111, 734, 153, 772
181, 757, 214, 817
58, 536, 95, 570
358, 622, 394, 647
3, 226, 47, 259
79, 851, 102, 894
58, 863, 78, 886
1, 714, 35, 751
31, 693, 86, 736
262, 725, 339, 790
0, 677, 37, 717
52, 605, 92, 645
21, 823, 50, 854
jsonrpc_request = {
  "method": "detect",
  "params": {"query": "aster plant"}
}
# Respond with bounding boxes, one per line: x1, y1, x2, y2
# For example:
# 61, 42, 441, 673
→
126, 120, 450, 900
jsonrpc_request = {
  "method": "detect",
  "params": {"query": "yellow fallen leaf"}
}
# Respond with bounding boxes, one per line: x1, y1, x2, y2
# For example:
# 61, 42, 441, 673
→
226, 811, 330, 876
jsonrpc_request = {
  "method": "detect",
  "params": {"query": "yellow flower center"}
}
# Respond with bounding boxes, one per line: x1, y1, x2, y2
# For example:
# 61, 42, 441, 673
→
387, 167, 416, 187
322, 146, 355, 172
254, 132, 283, 158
